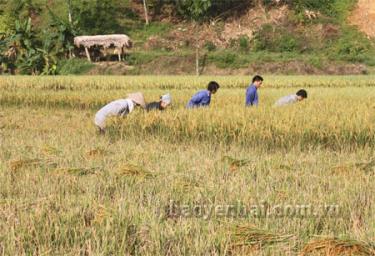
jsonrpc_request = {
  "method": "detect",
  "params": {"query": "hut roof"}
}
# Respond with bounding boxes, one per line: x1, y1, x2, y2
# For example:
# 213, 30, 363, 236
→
74, 34, 132, 49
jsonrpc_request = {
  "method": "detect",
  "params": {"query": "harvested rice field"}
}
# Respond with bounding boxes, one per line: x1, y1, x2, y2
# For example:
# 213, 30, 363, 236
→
0, 76, 374, 255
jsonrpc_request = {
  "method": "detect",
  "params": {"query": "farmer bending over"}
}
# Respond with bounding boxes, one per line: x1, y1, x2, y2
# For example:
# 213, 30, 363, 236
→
94, 92, 146, 134
146, 93, 172, 111
186, 81, 220, 108
274, 89, 308, 107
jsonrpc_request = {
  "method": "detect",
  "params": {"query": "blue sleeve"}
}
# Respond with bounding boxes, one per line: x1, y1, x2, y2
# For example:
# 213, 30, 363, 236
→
246, 87, 256, 106
253, 92, 258, 106
187, 91, 204, 108
201, 95, 210, 106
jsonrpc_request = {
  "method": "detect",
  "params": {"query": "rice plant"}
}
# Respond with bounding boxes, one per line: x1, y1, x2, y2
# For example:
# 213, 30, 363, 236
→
0, 76, 374, 255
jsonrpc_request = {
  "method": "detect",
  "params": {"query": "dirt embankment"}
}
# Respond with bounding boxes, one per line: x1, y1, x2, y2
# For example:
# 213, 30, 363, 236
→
86, 3, 372, 75
144, 5, 289, 51
350, 0, 375, 38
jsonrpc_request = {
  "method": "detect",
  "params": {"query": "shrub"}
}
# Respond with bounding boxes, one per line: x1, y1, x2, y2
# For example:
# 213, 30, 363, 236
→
204, 41, 216, 52
216, 52, 237, 67
208, 51, 250, 68
329, 27, 373, 62
253, 24, 300, 52
57, 59, 94, 75
278, 34, 298, 52
238, 35, 250, 52
253, 24, 274, 51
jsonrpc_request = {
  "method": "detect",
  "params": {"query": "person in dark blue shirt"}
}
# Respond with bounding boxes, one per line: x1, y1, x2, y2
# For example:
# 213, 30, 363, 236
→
246, 75, 263, 106
187, 81, 220, 108
146, 93, 172, 111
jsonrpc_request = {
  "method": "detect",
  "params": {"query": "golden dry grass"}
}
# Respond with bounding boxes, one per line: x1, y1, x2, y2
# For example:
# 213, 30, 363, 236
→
0, 76, 374, 255
300, 237, 375, 256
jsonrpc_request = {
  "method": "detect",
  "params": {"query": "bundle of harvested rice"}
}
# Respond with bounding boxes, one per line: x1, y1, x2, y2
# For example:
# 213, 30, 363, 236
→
300, 237, 375, 256
9, 158, 42, 171
229, 224, 293, 249
86, 148, 109, 157
9, 158, 57, 171
222, 156, 252, 172
55, 167, 98, 176
331, 158, 375, 175
173, 177, 201, 192
116, 163, 155, 178
41, 145, 61, 156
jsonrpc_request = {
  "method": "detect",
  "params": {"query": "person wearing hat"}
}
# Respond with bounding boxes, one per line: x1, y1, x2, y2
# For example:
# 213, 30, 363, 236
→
146, 93, 172, 111
94, 92, 146, 134
274, 89, 308, 107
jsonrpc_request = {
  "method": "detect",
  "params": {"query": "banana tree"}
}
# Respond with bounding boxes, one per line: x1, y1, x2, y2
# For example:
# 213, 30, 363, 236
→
8, 18, 57, 75
48, 6, 79, 59
16, 47, 43, 74
7, 18, 35, 55
3, 18, 36, 74
16, 38, 57, 75
37, 31, 58, 75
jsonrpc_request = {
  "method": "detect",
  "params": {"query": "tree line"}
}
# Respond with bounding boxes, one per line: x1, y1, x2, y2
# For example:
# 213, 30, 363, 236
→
0, 0, 357, 75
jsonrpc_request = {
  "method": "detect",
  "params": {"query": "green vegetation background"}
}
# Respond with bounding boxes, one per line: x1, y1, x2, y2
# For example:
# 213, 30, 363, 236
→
0, 0, 374, 75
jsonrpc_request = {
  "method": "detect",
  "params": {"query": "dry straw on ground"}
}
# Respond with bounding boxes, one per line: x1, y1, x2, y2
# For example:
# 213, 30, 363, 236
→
299, 237, 375, 256
1, 76, 374, 255
229, 224, 294, 250
222, 155, 253, 172
116, 163, 155, 178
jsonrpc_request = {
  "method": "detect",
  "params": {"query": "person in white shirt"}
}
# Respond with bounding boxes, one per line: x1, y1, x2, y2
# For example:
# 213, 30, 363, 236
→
94, 92, 146, 133
274, 89, 308, 107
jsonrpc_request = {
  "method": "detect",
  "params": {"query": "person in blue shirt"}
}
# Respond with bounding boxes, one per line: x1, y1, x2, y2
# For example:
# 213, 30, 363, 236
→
246, 75, 263, 106
187, 81, 220, 108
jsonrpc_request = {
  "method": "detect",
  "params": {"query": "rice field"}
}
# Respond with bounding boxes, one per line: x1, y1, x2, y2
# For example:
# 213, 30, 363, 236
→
0, 76, 374, 255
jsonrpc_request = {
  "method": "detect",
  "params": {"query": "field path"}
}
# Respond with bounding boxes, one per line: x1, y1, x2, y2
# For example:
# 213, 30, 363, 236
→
350, 0, 375, 38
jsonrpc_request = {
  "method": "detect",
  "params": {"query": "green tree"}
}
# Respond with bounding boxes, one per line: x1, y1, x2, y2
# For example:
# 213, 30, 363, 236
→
6, 18, 57, 75
176, 0, 212, 75
48, 6, 79, 59
73, 0, 125, 35
176, 0, 211, 21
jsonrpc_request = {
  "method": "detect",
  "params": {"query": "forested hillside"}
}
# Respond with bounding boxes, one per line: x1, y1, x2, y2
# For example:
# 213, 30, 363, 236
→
1, 0, 374, 75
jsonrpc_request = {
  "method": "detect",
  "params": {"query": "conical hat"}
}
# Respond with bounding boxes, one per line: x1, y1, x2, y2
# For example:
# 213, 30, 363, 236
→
128, 92, 146, 108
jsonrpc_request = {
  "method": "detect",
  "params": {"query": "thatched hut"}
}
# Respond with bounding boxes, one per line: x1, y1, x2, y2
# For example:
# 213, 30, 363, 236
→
74, 34, 132, 62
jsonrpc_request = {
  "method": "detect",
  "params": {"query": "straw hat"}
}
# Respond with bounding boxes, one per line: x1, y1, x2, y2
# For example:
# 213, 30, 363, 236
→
128, 92, 146, 108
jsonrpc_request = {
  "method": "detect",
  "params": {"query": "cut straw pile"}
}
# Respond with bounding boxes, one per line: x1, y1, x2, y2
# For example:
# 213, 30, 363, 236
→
173, 176, 201, 192
331, 158, 375, 175
86, 148, 109, 157
41, 145, 61, 156
55, 167, 98, 176
300, 237, 375, 256
9, 158, 57, 171
222, 156, 253, 172
9, 158, 42, 171
229, 224, 294, 250
116, 163, 155, 178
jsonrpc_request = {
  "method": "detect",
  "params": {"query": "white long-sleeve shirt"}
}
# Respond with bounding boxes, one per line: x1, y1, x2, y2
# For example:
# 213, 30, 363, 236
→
274, 94, 298, 107
94, 99, 135, 129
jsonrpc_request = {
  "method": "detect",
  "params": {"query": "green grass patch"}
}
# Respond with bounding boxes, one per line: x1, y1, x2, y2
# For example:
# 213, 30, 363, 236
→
128, 22, 172, 46
207, 50, 304, 69
57, 59, 95, 75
